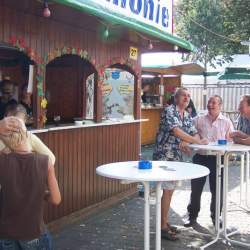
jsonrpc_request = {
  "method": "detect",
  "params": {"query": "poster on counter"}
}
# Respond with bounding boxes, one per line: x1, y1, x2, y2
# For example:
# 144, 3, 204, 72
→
102, 68, 134, 119
86, 73, 95, 119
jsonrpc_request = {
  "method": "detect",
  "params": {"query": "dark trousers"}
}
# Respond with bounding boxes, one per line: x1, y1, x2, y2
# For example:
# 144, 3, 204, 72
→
187, 154, 223, 220
0, 230, 52, 250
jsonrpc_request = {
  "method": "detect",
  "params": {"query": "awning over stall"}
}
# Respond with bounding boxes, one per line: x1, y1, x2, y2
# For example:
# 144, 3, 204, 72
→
142, 63, 205, 76
218, 67, 250, 80
53, 0, 195, 52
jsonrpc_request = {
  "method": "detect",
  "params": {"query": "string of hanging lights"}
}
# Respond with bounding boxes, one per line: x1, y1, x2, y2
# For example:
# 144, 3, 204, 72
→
43, 0, 51, 17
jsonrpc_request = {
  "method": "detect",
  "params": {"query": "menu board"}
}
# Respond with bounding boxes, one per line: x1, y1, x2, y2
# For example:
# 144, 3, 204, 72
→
102, 68, 134, 119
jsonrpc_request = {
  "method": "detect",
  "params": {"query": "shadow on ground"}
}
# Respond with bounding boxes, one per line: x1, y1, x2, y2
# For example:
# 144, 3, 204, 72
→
53, 194, 248, 250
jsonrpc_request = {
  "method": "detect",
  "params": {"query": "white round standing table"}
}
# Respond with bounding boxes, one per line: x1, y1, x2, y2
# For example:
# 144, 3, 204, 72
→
96, 161, 209, 250
189, 143, 250, 249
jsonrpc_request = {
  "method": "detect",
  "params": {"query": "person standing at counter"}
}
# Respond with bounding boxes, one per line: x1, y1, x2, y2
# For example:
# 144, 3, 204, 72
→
0, 117, 61, 250
141, 84, 151, 103
153, 87, 208, 241
230, 95, 250, 145
20, 84, 33, 123
184, 95, 233, 227
0, 80, 17, 120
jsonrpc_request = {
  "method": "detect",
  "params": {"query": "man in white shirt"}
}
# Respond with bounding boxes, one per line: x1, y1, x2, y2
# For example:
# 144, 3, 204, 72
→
184, 95, 234, 227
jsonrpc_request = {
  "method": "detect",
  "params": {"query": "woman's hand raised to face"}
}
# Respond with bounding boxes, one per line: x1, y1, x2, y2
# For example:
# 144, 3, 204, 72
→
0, 117, 20, 135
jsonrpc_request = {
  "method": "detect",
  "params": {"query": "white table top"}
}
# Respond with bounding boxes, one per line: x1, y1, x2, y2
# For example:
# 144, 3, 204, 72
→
96, 161, 209, 182
189, 143, 250, 153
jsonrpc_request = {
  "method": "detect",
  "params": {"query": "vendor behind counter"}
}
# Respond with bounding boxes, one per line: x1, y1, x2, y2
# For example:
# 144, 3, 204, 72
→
141, 83, 161, 106
0, 79, 18, 119
0, 79, 33, 126
141, 84, 151, 103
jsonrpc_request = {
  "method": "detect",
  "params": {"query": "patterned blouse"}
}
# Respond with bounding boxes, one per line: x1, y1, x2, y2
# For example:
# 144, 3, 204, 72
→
237, 116, 250, 135
153, 104, 197, 161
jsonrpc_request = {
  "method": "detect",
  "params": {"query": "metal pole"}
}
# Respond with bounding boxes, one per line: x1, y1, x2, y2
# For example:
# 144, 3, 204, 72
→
240, 37, 250, 55
143, 182, 150, 250
203, 71, 207, 110
155, 182, 162, 250
240, 154, 245, 205
246, 152, 250, 208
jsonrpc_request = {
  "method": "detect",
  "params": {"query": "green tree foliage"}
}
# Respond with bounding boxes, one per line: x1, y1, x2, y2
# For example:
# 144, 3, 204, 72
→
222, 0, 250, 54
175, 0, 250, 67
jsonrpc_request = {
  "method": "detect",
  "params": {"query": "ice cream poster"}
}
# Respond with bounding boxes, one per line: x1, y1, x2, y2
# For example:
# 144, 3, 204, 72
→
102, 68, 134, 119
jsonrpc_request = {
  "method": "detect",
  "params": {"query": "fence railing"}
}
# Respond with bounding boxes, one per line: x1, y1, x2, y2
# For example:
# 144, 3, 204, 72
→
184, 85, 250, 112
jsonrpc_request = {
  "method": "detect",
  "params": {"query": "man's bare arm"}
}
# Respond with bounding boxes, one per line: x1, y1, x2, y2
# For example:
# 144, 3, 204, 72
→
173, 127, 208, 144
233, 136, 250, 145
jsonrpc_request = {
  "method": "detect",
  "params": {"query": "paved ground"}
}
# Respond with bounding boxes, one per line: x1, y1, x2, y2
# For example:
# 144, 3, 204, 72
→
53, 145, 250, 249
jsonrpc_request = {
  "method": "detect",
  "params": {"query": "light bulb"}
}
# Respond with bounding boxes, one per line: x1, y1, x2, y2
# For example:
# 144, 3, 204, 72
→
148, 41, 153, 50
43, 1, 51, 17
104, 28, 109, 38
43, 7, 51, 17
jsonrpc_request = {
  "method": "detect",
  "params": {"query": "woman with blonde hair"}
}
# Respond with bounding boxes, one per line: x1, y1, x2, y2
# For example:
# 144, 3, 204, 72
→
0, 104, 55, 165
0, 117, 61, 250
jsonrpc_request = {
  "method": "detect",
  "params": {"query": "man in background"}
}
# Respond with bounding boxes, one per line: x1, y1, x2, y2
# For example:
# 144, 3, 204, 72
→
141, 84, 151, 103
0, 80, 17, 119
230, 95, 250, 145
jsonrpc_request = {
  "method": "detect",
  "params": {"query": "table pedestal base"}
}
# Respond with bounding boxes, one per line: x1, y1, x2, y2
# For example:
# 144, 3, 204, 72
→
143, 181, 162, 250
200, 228, 249, 250
239, 153, 250, 210
143, 182, 150, 250
200, 151, 250, 249
222, 152, 250, 249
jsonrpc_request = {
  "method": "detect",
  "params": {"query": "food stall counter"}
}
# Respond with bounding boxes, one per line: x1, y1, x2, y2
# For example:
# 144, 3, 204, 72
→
141, 106, 164, 145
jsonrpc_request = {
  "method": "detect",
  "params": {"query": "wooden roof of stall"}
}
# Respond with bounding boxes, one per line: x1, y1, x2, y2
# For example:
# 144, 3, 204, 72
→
142, 63, 205, 76
2, 0, 195, 53
51, 0, 195, 53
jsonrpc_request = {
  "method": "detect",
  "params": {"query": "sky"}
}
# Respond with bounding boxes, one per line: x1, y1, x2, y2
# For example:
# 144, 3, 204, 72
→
141, 52, 184, 68
141, 53, 250, 72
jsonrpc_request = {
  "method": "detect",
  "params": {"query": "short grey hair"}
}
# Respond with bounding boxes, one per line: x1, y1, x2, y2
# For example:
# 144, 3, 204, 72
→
174, 87, 189, 101
242, 95, 250, 106
209, 95, 223, 105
